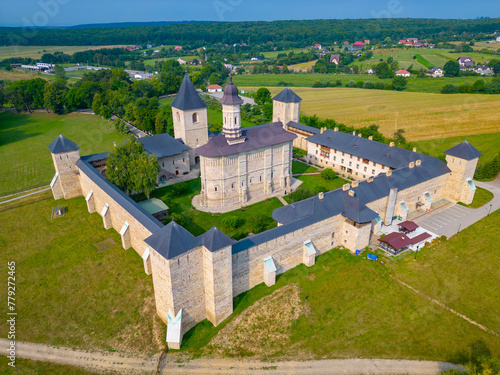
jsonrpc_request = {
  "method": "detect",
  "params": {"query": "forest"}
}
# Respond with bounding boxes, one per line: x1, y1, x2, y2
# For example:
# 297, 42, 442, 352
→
1, 18, 500, 47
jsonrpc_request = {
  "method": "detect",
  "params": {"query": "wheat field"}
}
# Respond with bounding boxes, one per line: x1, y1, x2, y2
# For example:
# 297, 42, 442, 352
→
260, 87, 500, 141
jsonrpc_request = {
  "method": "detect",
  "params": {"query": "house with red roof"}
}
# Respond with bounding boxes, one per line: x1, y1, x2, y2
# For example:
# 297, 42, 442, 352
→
398, 40, 406, 44
395, 70, 411, 77
174, 46, 183, 51
207, 84, 223, 93
353, 41, 365, 50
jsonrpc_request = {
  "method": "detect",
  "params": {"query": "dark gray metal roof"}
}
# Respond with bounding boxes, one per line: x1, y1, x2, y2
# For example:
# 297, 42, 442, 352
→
219, 75, 244, 105
84, 151, 109, 163
273, 158, 451, 228
48, 135, 80, 154
196, 123, 296, 157
200, 227, 235, 252
287, 121, 320, 134
444, 141, 482, 161
145, 221, 199, 260
273, 88, 302, 103
170, 74, 207, 111
77, 156, 163, 233
137, 134, 190, 159
307, 129, 432, 169
342, 193, 379, 223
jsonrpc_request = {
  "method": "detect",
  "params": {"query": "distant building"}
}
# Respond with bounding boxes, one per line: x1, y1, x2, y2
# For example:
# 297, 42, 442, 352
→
174, 46, 183, 50
407, 38, 418, 43
207, 84, 223, 93
428, 67, 444, 77
177, 58, 187, 65
473, 65, 494, 75
398, 40, 406, 44
497, 36, 500, 42
314, 44, 322, 49
395, 70, 411, 77
366, 68, 375, 74
352, 41, 365, 50
330, 54, 341, 65
344, 41, 350, 45
457, 57, 474, 68
364, 40, 370, 45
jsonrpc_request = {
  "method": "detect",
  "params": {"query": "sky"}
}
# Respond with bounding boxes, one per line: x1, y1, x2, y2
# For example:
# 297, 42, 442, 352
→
1, 0, 499, 27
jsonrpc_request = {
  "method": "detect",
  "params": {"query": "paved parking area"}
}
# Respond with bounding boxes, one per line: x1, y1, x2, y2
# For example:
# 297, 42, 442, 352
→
415, 176, 499, 238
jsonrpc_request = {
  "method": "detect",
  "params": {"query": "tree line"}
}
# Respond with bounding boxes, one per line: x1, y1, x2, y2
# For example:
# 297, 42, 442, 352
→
2, 18, 499, 48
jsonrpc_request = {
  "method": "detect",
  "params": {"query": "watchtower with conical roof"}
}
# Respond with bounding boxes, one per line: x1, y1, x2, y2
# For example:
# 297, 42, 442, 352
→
444, 140, 482, 204
171, 74, 208, 165
272, 88, 302, 130
220, 75, 244, 140
48, 135, 82, 200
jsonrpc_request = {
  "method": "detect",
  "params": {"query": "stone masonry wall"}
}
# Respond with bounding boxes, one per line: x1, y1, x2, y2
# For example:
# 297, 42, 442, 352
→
52, 150, 82, 199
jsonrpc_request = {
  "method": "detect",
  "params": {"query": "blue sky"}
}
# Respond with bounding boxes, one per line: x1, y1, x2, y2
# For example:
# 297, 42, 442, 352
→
1, 0, 499, 27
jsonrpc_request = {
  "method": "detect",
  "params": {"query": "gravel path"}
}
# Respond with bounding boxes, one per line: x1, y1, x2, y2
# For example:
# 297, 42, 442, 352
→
2, 339, 465, 375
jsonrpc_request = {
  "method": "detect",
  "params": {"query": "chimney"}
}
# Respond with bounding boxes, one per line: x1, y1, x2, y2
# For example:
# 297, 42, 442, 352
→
351, 181, 359, 188
352, 131, 356, 136
413, 147, 417, 152
389, 142, 395, 147
342, 183, 350, 191
113, 142, 117, 148
368, 136, 373, 140
348, 190, 355, 197
320, 128, 324, 134
367, 177, 374, 183
416, 159, 421, 166
409, 162, 415, 168
358, 133, 362, 138
334, 127, 339, 132
386, 170, 392, 177
318, 192, 324, 200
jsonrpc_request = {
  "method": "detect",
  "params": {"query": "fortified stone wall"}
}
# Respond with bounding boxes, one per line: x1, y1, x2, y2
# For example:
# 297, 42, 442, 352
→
272, 101, 300, 127
445, 155, 478, 204
232, 214, 343, 297
79, 171, 156, 257
52, 150, 82, 199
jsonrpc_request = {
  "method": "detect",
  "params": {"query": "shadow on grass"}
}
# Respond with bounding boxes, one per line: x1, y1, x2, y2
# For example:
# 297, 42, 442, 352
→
448, 339, 492, 365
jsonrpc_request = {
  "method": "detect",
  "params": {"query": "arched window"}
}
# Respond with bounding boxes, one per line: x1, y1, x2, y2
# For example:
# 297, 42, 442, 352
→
192, 112, 199, 123
234, 117, 237, 125
176, 112, 180, 122
215, 186, 218, 192
231, 183, 235, 189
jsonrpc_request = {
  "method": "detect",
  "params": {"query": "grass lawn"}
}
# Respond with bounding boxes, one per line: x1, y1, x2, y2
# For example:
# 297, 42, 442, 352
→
0, 111, 131, 196
458, 186, 494, 209
178, 210, 500, 363
0, 191, 163, 354
0, 68, 51, 83
147, 178, 283, 240
0, 357, 113, 375
241, 87, 500, 141
289, 60, 318, 72
234, 73, 494, 94
283, 174, 348, 204
0, 45, 128, 60
414, 132, 500, 167
292, 160, 318, 174
261, 48, 310, 59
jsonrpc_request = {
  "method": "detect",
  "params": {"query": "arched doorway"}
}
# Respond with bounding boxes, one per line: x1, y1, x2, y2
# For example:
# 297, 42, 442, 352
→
195, 156, 200, 164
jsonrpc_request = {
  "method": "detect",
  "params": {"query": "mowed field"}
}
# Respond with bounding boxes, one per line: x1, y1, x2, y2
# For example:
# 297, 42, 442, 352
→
0, 45, 128, 60
256, 87, 500, 141
0, 111, 130, 196
0, 68, 51, 82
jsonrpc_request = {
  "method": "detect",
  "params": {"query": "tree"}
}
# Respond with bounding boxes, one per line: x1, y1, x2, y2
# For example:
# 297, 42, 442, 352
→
375, 62, 395, 79
249, 214, 269, 234
444, 60, 460, 77
255, 87, 271, 104
392, 76, 408, 91
394, 129, 406, 144
473, 79, 485, 92
352, 65, 359, 74
92, 92, 103, 115
54, 65, 66, 81
106, 139, 160, 197
6, 78, 45, 112
493, 61, 500, 77
0, 86, 5, 108
320, 168, 336, 180
43, 82, 65, 114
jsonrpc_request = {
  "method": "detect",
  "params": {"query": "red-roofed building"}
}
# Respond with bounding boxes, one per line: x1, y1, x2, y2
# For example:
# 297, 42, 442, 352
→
395, 70, 411, 77
364, 40, 371, 45
398, 40, 406, 44
378, 232, 413, 254
344, 41, 350, 45
405, 41, 414, 47
314, 44, 322, 50
398, 221, 418, 233
207, 84, 223, 93
174, 46, 183, 50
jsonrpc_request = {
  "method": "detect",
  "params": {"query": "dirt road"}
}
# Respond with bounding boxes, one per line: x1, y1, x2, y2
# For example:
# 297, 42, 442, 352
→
3, 339, 465, 375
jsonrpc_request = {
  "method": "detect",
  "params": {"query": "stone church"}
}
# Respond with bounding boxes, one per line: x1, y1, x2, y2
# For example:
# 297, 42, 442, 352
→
196, 77, 296, 208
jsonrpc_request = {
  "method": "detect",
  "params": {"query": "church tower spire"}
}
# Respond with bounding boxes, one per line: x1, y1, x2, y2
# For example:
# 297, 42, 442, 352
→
220, 75, 244, 139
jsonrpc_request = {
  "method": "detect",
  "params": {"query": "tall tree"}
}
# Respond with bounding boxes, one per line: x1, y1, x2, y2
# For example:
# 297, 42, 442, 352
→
43, 82, 65, 114
106, 139, 160, 198
444, 60, 460, 77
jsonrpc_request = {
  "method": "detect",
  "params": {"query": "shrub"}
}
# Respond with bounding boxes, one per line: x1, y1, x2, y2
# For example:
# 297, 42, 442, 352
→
289, 188, 314, 202
222, 215, 239, 229
374, 82, 385, 90
441, 84, 459, 94
249, 214, 269, 234
346, 80, 355, 87
363, 81, 375, 89
320, 168, 337, 180
354, 80, 364, 88
314, 185, 327, 194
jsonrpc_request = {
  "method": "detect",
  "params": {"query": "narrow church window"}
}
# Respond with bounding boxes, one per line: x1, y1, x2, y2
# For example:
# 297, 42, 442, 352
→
162, 163, 164, 167
259, 175, 262, 182
332, 232, 335, 238
215, 186, 218, 192
232, 183, 235, 189
173, 160, 175, 165
183, 158, 185, 163
176, 112, 180, 122
235, 117, 237, 125
192, 112, 199, 123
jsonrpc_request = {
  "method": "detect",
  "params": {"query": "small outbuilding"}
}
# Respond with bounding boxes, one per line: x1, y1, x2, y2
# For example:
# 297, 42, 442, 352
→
138, 198, 169, 222
207, 84, 223, 93
397, 221, 419, 234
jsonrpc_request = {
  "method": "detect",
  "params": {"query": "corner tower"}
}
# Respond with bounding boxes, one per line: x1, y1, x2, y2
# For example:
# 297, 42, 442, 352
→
220, 75, 244, 140
444, 141, 482, 204
272, 88, 302, 129
171, 73, 208, 165
48, 135, 82, 200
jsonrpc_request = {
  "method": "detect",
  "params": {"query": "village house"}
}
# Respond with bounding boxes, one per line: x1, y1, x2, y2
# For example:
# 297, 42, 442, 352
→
473, 65, 494, 75
457, 56, 474, 68
207, 84, 223, 93
428, 67, 444, 77
395, 70, 411, 77
330, 54, 341, 65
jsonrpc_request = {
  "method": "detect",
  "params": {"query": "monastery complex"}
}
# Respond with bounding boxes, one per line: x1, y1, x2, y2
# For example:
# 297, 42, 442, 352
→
48, 74, 481, 349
